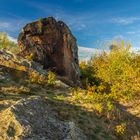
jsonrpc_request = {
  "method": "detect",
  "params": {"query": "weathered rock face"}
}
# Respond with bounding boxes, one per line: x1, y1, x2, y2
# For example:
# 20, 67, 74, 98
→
0, 50, 47, 83
0, 97, 87, 140
18, 17, 80, 85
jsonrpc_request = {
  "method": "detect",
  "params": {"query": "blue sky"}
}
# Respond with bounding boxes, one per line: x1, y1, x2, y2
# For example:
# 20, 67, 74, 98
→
0, 0, 140, 49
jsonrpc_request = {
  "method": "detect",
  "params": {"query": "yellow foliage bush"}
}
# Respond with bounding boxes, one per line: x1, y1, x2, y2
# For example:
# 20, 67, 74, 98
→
80, 40, 140, 100
47, 71, 56, 86
28, 71, 48, 84
0, 32, 17, 52
94, 103, 103, 113
25, 53, 34, 61
115, 123, 126, 136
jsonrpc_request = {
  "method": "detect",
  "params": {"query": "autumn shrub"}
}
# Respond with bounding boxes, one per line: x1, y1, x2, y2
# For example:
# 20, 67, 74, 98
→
0, 32, 18, 52
28, 70, 56, 86
115, 122, 126, 136
25, 53, 34, 61
47, 71, 56, 86
28, 71, 48, 84
80, 40, 140, 100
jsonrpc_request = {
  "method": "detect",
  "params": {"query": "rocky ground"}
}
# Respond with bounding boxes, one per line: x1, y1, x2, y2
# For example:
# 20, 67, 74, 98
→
0, 50, 140, 140
0, 50, 87, 140
0, 97, 87, 140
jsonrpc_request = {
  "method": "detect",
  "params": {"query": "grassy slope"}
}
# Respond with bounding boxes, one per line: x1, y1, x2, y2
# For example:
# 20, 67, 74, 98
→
0, 51, 140, 140
0, 77, 140, 140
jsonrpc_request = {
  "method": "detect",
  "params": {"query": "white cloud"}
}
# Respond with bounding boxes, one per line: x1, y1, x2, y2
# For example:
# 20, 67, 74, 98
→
130, 46, 140, 54
78, 46, 105, 61
111, 17, 140, 25
126, 30, 140, 36
8, 35, 17, 43
0, 18, 29, 34
126, 31, 136, 35
78, 46, 140, 61
0, 22, 11, 29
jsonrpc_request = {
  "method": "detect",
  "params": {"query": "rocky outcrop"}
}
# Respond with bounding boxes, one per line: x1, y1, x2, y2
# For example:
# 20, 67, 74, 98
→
0, 97, 87, 140
0, 50, 47, 74
0, 50, 48, 84
18, 17, 80, 85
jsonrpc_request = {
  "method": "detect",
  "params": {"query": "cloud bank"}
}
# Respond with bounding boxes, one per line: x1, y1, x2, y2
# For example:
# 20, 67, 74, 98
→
78, 46, 105, 61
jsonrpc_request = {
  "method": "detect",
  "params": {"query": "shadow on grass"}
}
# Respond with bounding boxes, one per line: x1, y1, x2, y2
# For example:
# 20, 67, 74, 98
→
46, 94, 140, 140
1, 87, 139, 140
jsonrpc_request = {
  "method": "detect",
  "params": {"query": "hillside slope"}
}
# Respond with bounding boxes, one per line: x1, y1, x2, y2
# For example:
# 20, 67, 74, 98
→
0, 50, 140, 140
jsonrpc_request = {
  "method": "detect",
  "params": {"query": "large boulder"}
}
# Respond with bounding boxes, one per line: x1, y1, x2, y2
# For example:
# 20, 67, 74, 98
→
0, 97, 87, 140
18, 17, 80, 85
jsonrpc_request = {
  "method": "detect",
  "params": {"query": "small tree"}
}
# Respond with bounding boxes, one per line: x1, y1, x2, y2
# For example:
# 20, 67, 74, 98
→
0, 32, 17, 51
